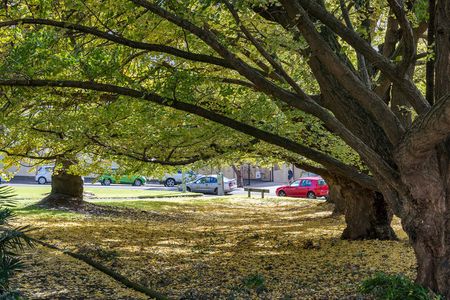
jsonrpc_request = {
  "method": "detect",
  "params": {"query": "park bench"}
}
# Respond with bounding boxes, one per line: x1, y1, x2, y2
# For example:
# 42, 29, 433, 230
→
244, 187, 270, 198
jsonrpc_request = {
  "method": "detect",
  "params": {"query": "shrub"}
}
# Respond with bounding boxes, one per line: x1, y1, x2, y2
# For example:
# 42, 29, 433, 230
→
0, 186, 33, 298
360, 272, 442, 300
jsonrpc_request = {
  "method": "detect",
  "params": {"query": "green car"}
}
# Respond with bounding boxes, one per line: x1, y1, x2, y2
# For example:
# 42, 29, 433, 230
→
98, 174, 147, 186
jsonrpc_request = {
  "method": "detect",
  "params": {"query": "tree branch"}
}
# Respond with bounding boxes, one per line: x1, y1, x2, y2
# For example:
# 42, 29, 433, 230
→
398, 94, 450, 158
89, 135, 206, 165
0, 148, 75, 160
223, 0, 306, 96
338, 0, 371, 88
0, 18, 233, 69
0, 78, 377, 190
386, 0, 416, 73
294, 0, 429, 114
280, 0, 405, 145
130, 0, 403, 186
426, 0, 436, 105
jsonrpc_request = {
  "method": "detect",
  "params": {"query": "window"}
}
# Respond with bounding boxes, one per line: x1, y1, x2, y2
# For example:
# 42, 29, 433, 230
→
318, 180, 326, 186
290, 180, 300, 187
301, 179, 312, 187
196, 177, 208, 184
209, 177, 218, 183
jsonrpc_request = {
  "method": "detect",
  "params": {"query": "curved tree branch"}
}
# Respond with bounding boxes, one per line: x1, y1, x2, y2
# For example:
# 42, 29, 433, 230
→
0, 19, 233, 69
129, 0, 402, 187
0, 78, 378, 190
398, 94, 450, 158
280, 0, 405, 145
294, 0, 429, 114
386, 0, 416, 73
338, 0, 371, 88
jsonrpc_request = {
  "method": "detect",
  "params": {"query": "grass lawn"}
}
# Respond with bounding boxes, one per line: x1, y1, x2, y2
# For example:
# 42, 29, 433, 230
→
9, 196, 415, 299
8, 185, 201, 200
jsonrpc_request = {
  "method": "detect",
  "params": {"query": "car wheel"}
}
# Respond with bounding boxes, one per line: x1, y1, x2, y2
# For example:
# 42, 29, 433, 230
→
186, 187, 191, 192
278, 190, 286, 197
103, 179, 112, 186
165, 178, 176, 187
133, 179, 143, 186
307, 191, 316, 199
38, 177, 47, 184
214, 188, 218, 195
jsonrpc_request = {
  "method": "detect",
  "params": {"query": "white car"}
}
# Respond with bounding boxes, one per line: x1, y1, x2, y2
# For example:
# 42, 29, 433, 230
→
162, 170, 200, 187
35, 165, 54, 184
180, 175, 237, 194
35, 165, 84, 184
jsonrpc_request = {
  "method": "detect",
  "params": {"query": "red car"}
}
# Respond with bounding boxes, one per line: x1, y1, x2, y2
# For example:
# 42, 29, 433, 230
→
276, 177, 329, 199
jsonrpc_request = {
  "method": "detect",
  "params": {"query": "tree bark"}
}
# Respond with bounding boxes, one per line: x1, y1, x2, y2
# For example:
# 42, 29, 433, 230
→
395, 137, 450, 297
288, 160, 395, 240
231, 164, 244, 187
37, 158, 84, 208
322, 175, 345, 215
325, 174, 397, 240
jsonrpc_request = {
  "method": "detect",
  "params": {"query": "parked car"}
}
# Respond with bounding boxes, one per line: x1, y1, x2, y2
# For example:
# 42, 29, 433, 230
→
276, 177, 329, 199
98, 172, 147, 186
35, 165, 85, 184
162, 170, 200, 187
35, 165, 54, 184
180, 175, 236, 194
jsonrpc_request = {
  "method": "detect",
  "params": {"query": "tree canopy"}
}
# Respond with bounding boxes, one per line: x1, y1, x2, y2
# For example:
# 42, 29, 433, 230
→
0, 0, 450, 296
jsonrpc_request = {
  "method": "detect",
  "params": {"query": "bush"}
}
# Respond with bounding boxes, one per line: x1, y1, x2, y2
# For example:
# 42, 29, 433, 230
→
360, 272, 442, 300
0, 186, 33, 298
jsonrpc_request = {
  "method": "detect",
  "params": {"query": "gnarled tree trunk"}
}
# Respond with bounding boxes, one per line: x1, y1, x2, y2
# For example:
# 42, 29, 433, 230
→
401, 1, 450, 295
38, 157, 84, 208
395, 147, 450, 297
325, 174, 397, 240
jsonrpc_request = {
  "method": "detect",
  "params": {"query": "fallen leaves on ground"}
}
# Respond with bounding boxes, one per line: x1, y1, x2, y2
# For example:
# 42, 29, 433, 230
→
11, 197, 415, 299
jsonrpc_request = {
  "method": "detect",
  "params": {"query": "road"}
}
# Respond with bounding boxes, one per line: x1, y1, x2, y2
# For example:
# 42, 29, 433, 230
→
5, 181, 285, 197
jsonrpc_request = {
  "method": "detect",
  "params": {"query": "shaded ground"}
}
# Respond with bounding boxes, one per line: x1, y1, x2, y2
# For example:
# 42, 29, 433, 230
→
11, 197, 415, 299
10, 185, 201, 200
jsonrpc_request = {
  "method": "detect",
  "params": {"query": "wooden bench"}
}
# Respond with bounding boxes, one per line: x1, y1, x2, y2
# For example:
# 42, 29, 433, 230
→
244, 188, 270, 198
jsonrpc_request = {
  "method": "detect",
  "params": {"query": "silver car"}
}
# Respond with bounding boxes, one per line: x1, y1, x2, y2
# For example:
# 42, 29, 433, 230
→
181, 175, 236, 194
35, 165, 54, 184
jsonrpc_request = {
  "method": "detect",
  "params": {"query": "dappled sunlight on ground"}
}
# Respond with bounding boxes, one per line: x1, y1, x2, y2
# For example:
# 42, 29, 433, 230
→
12, 197, 416, 299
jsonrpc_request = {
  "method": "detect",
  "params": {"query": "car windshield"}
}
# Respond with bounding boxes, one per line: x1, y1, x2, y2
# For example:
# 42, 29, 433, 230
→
196, 177, 208, 184
290, 180, 300, 187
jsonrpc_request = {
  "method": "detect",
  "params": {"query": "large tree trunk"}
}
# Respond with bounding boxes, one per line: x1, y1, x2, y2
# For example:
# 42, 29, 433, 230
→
38, 158, 84, 208
325, 174, 397, 240
403, 1, 450, 296
395, 146, 450, 297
